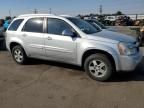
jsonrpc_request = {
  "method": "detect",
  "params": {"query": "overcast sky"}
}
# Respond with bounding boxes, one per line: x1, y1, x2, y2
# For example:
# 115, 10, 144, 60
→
0, 0, 144, 18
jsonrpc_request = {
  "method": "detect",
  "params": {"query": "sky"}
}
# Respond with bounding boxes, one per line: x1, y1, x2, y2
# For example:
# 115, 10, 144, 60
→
0, 0, 144, 18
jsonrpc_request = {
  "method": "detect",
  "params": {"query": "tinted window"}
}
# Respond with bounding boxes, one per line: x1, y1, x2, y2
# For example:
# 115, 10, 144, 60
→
23, 18, 43, 33
88, 20, 106, 29
86, 20, 101, 30
48, 18, 72, 35
8, 19, 23, 31
67, 17, 99, 34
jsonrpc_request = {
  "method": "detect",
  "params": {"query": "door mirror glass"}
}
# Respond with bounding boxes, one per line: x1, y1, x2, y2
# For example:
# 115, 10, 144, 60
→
62, 29, 75, 37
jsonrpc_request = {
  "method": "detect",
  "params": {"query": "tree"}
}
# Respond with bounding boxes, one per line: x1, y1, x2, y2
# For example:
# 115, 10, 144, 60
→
115, 11, 124, 15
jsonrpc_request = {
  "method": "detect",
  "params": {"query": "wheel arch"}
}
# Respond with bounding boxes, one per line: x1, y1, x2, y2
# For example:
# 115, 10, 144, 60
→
9, 42, 28, 56
81, 49, 117, 71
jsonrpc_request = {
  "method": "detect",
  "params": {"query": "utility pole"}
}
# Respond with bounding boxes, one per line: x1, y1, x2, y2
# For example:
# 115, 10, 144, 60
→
9, 10, 11, 17
34, 9, 38, 14
49, 8, 52, 14
99, 5, 103, 15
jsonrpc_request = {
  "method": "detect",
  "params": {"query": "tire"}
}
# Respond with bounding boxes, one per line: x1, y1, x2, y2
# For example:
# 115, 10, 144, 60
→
84, 54, 113, 81
12, 45, 27, 64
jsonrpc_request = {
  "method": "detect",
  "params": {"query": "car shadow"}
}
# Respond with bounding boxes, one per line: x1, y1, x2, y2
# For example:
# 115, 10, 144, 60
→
27, 58, 83, 71
109, 58, 144, 82
27, 57, 144, 82
1, 48, 144, 82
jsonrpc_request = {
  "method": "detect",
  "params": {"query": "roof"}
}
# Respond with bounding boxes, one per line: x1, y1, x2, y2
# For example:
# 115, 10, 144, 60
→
18, 14, 55, 18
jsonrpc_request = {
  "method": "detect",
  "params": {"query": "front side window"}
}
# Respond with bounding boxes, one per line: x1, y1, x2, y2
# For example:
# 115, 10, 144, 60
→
8, 19, 24, 31
67, 17, 99, 34
47, 18, 72, 35
23, 18, 43, 33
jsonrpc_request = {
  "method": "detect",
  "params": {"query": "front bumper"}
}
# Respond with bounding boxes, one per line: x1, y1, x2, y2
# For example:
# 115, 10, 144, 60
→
118, 51, 143, 71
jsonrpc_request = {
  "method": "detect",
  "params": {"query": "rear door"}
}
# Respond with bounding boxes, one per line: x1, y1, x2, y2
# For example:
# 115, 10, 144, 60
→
20, 17, 45, 56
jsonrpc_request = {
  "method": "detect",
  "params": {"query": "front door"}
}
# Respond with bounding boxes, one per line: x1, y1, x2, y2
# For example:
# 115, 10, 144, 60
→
44, 18, 78, 63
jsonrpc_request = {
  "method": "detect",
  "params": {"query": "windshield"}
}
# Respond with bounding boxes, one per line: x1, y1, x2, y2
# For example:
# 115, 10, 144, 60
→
67, 17, 101, 34
87, 20, 106, 29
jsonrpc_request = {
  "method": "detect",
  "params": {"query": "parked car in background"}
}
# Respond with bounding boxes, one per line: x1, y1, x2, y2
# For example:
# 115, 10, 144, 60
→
6, 14, 142, 81
0, 27, 4, 39
0, 19, 6, 50
115, 16, 133, 26
0, 19, 4, 40
139, 25, 144, 46
85, 19, 117, 32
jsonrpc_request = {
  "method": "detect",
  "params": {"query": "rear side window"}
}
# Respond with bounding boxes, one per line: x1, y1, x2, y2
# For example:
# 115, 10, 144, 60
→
8, 19, 24, 31
22, 18, 43, 33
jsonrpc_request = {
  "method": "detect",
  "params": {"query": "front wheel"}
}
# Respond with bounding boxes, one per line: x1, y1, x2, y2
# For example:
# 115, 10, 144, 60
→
84, 54, 113, 81
12, 45, 27, 64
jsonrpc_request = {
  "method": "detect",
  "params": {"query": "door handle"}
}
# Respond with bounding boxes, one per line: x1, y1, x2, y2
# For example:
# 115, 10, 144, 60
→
47, 36, 52, 40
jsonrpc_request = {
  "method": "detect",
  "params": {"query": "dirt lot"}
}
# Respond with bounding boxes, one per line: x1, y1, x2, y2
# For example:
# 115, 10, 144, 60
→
0, 27, 144, 108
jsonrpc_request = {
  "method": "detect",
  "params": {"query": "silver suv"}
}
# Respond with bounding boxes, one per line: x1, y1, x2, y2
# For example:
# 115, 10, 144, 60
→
6, 14, 143, 81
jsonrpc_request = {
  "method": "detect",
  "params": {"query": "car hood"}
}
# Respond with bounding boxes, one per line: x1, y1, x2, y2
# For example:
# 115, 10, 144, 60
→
106, 27, 118, 32
88, 30, 136, 43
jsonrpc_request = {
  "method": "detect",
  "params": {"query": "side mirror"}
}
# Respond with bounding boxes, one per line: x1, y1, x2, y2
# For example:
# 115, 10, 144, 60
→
62, 29, 75, 37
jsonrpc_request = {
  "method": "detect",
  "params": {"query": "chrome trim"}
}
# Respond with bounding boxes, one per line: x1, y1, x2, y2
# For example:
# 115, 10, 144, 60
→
29, 44, 44, 49
45, 45, 73, 53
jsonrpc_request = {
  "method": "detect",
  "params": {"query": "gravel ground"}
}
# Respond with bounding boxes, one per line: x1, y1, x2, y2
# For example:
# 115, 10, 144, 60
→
0, 51, 144, 108
109, 26, 138, 37
0, 27, 144, 108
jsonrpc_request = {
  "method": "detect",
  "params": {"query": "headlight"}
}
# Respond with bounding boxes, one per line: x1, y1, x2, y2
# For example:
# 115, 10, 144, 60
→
118, 42, 137, 56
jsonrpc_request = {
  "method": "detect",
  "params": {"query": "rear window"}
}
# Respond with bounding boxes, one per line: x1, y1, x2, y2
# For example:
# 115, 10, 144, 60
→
8, 19, 24, 31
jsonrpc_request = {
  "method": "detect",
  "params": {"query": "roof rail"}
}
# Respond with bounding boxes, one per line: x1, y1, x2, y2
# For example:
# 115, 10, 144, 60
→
18, 14, 55, 17
60, 15, 73, 17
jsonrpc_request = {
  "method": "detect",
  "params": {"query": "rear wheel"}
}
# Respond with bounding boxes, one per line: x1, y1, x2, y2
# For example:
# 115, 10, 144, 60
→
12, 45, 27, 64
84, 54, 113, 81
